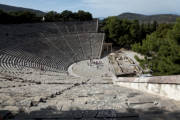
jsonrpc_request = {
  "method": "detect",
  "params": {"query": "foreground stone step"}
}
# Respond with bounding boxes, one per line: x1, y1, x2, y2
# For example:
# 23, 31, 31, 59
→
0, 110, 14, 119
12, 110, 140, 120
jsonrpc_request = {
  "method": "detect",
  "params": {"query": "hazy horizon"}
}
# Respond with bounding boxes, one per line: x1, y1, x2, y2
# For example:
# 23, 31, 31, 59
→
0, 0, 180, 17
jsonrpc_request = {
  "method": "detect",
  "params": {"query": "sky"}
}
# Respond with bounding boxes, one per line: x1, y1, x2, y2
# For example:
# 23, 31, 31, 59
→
0, 0, 180, 17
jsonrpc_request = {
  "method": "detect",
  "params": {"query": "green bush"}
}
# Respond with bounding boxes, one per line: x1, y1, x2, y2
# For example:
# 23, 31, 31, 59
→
132, 19, 180, 75
102, 17, 157, 48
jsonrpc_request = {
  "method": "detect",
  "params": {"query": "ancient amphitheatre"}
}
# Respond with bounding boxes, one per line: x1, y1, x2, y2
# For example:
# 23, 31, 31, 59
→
0, 19, 180, 120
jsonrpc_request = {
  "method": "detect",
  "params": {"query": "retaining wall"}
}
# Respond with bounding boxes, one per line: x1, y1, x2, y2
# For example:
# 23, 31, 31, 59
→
113, 75, 180, 101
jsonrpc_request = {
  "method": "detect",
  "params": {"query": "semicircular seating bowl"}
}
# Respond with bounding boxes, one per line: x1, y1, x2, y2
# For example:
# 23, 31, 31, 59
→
0, 20, 104, 76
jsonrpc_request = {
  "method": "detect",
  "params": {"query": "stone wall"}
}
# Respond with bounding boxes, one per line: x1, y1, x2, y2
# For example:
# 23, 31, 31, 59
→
113, 75, 180, 101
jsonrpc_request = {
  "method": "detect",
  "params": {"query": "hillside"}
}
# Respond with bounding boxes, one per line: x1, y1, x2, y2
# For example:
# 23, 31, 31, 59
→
117, 12, 180, 23
0, 4, 45, 16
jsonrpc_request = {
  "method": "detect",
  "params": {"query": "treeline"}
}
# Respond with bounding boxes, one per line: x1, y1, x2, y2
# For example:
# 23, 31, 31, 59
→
102, 16, 180, 75
132, 19, 180, 76
44, 10, 92, 22
102, 16, 158, 48
0, 10, 41, 24
0, 9, 93, 24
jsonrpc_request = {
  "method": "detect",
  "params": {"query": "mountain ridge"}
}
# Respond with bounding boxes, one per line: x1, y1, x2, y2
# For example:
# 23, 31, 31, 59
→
117, 12, 180, 23
0, 4, 45, 16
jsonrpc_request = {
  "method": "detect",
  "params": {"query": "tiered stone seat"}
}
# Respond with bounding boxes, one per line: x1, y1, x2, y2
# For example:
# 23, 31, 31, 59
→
2, 48, 66, 71
0, 20, 98, 38
54, 20, 98, 33
0, 20, 104, 74
0, 51, 60, 74
78, 33, 92, 59
91, 33, 105, 58
63, 33, 84, 61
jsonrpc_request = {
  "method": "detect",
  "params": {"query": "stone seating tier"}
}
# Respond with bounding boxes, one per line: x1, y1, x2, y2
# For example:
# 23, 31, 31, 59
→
0, 20, 104, 73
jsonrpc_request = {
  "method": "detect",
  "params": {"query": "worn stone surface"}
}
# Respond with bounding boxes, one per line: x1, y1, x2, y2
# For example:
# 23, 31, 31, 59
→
0, 59, 180, 120
1, 76, 179, 120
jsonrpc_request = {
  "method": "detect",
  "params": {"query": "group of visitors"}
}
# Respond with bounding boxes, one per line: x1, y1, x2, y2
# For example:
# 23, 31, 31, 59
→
88, 59, 103, 70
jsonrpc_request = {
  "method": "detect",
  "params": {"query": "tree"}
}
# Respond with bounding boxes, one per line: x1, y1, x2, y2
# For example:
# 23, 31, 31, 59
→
103, 17, 121, 45
102, 17, 152, 48
168, 18, 180, 45
76, 10, 92, 21
61, 10, 74, 21
152, 20, 158, 31
0, 10, 41, 24
0, 9, 93, 24
132, 20, 180, 75
0, 9, 13, 24
16, 11, 40, 23
44, 11, 60, 22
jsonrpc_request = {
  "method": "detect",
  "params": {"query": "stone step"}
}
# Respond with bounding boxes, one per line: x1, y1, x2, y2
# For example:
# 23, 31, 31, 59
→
0, 110, 14, 119
13, 111, 140, 120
